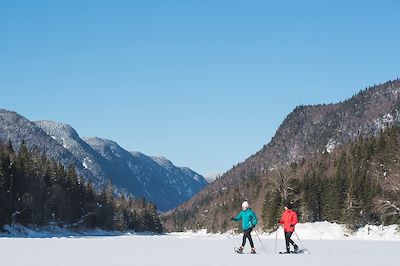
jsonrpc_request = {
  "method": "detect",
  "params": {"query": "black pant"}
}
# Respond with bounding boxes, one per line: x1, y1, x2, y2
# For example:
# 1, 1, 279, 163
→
284, 232, 296, 251
242, 228, 254, 248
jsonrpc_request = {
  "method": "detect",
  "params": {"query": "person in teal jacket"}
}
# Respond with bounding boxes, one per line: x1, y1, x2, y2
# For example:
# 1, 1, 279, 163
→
231, 201, 258, 254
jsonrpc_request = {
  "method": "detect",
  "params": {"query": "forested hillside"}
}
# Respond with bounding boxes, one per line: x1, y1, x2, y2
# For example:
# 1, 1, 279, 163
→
0, 110, 207, 212
0, 141, 162, 232
165, 126, 400, 232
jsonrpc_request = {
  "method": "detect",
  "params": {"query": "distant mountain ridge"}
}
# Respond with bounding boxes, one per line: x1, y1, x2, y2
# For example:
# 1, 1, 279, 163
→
0, 110, 207, 211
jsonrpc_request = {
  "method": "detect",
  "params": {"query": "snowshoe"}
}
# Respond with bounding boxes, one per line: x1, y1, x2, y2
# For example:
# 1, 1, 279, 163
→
295, 248, 310, 254
279, 251, 291, 254
279, 247, 291, 254
279, 249, 309, 254
234, 247, 243, 254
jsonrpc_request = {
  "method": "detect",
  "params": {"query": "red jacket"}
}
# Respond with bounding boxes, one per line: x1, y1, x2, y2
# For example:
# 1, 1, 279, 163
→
279, 209, 298, 232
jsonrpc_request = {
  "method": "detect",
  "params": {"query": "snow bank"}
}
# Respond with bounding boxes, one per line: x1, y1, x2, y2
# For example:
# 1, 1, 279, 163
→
0, 224, 157, 238
2, 222, 399, 241
265, 222, 400, 241
172, 222, 400, 241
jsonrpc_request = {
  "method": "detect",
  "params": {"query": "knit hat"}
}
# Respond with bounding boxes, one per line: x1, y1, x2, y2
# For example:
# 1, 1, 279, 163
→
285, 201, 293, 209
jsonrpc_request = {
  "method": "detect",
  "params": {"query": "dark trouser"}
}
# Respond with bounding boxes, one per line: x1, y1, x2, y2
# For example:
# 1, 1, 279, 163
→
284, 232, 296, 251
241, 228, 254, 248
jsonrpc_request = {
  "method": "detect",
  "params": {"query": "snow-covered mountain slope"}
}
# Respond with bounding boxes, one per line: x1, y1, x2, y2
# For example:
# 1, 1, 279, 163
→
0, 110, 70, 163
83, 137, 207, 210
37, 124, 207, 211
150, 155, 206, 198
34, 120, 109, 187
0, 109, 207, 211
0, 110, 90, 179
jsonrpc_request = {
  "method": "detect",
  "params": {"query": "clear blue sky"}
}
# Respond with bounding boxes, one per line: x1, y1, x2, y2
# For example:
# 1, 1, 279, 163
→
1, 1, 399, 176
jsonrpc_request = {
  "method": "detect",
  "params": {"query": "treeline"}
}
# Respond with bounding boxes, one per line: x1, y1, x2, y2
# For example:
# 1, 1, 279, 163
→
263, 126, 400, 230
0, 141, 162, 233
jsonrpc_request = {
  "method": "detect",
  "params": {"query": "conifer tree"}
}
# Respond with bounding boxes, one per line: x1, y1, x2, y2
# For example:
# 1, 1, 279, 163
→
0, 140, 163, 232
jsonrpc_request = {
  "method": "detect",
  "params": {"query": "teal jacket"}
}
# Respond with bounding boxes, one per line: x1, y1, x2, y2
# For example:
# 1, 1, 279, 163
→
233, 208, 258, 230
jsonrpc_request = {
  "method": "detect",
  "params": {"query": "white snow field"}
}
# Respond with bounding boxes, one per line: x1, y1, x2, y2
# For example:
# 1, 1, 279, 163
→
1, 223, 399, 266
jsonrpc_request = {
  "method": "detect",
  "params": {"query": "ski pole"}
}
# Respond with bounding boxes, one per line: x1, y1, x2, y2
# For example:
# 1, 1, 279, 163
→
294, 231, 305, 250
232, 228, 235, 251
255, 230, 267, 254
274, 226, 278, 254
231, 227, 236, 252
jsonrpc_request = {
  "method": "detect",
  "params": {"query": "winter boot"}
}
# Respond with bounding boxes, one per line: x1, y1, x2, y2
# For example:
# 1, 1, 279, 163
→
285, 246, 290, 253
294, 244, 299, 253
251, 248, 256, 254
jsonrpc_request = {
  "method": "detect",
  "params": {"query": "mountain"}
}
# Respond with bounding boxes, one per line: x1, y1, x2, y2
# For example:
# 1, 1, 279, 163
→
150, 156, 206, 197
0, 138, 162, 232
0, 110, 90, 180
0, 110, 207, 211
34, 120, 109, 187
164, 79, 400, 231
83, 137, 207, 211
222, 79, 400, 184
204, 172, 222, 183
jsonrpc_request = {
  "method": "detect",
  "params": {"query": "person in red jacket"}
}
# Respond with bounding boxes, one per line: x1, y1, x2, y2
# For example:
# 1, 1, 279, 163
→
279, 202, 299, 253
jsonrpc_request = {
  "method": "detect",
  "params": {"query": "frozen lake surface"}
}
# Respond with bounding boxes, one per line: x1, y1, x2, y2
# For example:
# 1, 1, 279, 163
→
1, 232, 399, 266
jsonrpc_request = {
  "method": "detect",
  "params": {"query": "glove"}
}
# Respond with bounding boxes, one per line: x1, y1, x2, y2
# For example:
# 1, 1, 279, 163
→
290, 224, 294, 227
231, 217, 235, 221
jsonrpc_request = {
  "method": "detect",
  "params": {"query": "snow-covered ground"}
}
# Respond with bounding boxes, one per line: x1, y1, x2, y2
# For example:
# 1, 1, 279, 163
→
1, 222, 399, 266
